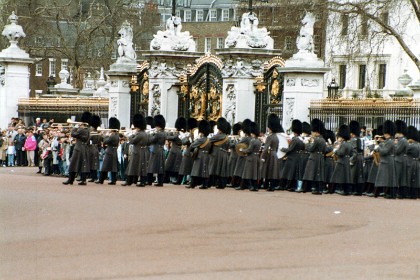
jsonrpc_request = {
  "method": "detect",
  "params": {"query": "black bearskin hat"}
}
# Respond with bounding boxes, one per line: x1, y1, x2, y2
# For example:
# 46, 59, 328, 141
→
383, 120, 396, 137
133, 113, 146, 130
90, 115, 101, 129
209, 120, 216, 130
109, 117, 120, 130
153, 114, 166, 129
242, 119, 252, 135
217, 118, 231, 135
302, 122, 311, 135
291, 119, 302, 135
311, 118, 325, 134
146, 116, 155, 128
250, 121, 260, 136
349, 120, 361, 136
187, 118, 198, 130
232, 123, 242, 135
267, 113, 284, 133
175, 117, 187, 132
407, 126, 419, 141
395, 120, 407, 135
324, 129, 336, 144
81, 111, 92, 125
198, 120, 211, 136
337, 124, 351, 141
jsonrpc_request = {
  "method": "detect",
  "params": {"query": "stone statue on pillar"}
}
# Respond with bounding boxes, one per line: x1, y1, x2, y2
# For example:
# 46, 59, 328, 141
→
296, 12, 316, 54
0, 11, 29, 58
117, 20, 137, 63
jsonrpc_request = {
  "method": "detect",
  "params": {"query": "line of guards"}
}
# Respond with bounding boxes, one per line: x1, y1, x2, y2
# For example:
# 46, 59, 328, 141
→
61, 111, 420, 200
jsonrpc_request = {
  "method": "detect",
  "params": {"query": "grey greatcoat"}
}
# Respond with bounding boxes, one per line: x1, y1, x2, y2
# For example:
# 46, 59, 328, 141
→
147, 130, 166, 174
88, 132, 103, 171
189, 136, 211, 178
227, 137, 239, 177
324, 145, 335, 184
68, 127, 90, 173
126, 130, 149, 177
299, 137, 311, 181
281, 136, 305, 181
406, 141, 419, 189
101, 133, 119, 173
330, 141, 352, 184
165, 133, 182, 173
178, 137, 193, 176
233, 136, 251, 177
394, 137, 408, 187
208, 133, 230, 177
261, 133, 280, 180
350, 138, 365, 184
375, 138, 396, 188
302, 136, 326, 182
241, 137, 261, 180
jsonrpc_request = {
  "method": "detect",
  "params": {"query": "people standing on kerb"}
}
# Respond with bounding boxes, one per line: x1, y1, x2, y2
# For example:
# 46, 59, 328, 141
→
96, 117, 120, 185
147, 115, 166, 186
63, 112, 91, 185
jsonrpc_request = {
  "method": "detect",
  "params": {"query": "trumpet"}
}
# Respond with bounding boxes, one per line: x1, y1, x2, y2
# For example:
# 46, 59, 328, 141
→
97, 128, 119, 132
51, 123, 71, 128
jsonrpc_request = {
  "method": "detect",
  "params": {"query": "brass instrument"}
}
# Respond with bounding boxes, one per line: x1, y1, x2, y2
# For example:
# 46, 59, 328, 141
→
66, 119, 89, 126
373, 151, 380, 166
236, 142, 249, 156
97, 128, 119, 132
51, 123, 71, 128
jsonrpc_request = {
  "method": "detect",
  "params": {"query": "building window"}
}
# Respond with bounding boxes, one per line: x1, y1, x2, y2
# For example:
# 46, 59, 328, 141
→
184, 10, 191, 22
209, 10, 217, 22
360, 15, 368, 36
341, 14, 349, 35
61, 59, 68, 71
339, 65, 347, 89
222, 9, 229, 21
205, 38, 211, 52
49, 58, 56, 77
378, 64, 386, 89
285, 36, 292, 51
358, 64, 366, 89
35, 60, 42, 76
196, 10, 203, 22
217, 37, 224, 49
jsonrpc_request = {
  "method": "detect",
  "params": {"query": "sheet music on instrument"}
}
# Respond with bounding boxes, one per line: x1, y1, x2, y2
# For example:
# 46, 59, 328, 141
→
276, 133, 288, 159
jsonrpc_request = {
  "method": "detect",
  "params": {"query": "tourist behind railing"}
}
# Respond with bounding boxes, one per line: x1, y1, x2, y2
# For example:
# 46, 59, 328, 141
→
14, 128, 27, 166
24, 129, 37, 167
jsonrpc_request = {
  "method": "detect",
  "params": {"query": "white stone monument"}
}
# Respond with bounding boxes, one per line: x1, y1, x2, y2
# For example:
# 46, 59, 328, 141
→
279, 12, 329, 129
107, 21, 137, 128
0, 12, 34, 129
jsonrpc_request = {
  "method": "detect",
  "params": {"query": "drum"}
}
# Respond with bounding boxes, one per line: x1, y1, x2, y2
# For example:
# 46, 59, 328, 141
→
235, 142, 248, 156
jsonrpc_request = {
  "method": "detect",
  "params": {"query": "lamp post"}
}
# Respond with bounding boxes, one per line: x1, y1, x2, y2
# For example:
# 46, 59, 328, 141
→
327, 78, 339, 99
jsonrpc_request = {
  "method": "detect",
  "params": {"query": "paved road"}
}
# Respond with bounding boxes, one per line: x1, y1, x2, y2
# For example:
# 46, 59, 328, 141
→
1, 167, 419, 280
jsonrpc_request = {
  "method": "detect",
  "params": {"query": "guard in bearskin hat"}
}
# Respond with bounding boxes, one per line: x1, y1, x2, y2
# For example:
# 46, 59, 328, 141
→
63, 111, 91, 186
331, 125, 353, 195
208, 118, 231, 189
349, 120, 365, 195
87, 115, 103, 183
280, 119, 306, 191
240, 121, 261, 192
394, 120, 409, 198
177, 118, 199, 185
96, 117, 120, 185
226, 122, 242, 187
260, 114, 282, 191
323, 129, 336, 194
406, 126, 420, 199
233, 119, 252, 189
122, 114, 150, 186
297, 121, 312, 192
302, 118, 327, 194
147, 115, 166, 186
165, 117, 186, 185
187, 120, 212, 189
374, 120, 397, 198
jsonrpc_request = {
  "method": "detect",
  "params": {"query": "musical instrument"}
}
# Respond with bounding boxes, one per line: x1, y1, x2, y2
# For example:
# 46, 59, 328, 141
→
276, 133, 288, 159
66, 119, 89, 126
97, 128, 119, 132
373, 151, 380, 166
235, 142, 248, 156
50, 123, 72, 128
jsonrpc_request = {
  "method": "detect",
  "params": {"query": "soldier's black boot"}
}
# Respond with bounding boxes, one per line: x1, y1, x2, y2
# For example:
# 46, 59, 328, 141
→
63, 172, 76, 185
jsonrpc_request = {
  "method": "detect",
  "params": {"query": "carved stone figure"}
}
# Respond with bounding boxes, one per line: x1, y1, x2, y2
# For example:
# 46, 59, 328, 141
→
296, 12, 316, 54
117, 21, 137, 63
2, 12, 25, 43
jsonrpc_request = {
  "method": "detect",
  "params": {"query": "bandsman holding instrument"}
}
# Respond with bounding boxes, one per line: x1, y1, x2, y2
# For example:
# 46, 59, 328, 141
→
147, 115, 166, 186
349, 120, 365, 196
233, 119, 252, 190
394, 120, 409, 199
63, 112, 91, 185
95, 117, 120, 185
240, 122, 261, 192
177, 118, 198, 185
165, 117, 186, 184
227, 123, 242, 187
406, 126, 419, 199
366, 126, 384, 196
331, 125, 353, 196
88, 115, 103, 182
208, 117, 231, 189
122, 114, 149, 187
374, 120, 397, 199
323, 130, 336, 194
281, 119, 305, 192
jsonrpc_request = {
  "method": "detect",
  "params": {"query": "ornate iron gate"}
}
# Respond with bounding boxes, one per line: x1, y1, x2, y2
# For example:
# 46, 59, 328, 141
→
130, 69, 149, 120
179, 55, 223, 121
255, 66, 284, 132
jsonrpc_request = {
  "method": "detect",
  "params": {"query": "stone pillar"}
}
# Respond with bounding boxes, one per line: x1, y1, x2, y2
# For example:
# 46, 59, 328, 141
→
279, 69, 328, 129
222, 77, 255, 125
148, 78, 179, 128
